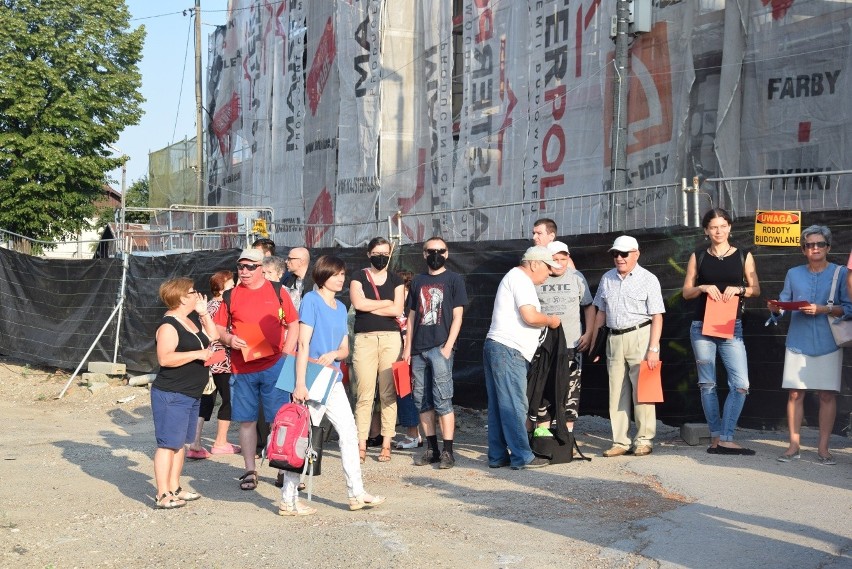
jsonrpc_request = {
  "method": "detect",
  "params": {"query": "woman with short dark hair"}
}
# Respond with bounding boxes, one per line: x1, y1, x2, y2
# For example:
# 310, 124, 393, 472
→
151, 277, 218, 508
280, 256, 386, 515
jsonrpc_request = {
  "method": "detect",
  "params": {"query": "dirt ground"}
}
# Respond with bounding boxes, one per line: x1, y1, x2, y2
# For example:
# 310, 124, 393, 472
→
0, 357, 849, 569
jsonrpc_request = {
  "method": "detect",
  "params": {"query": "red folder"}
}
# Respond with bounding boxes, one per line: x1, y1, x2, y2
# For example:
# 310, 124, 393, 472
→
392, 361, 412, 398
637, 361, 663, 403
768, 300, 809, 311
702, 297, 738, 339
204, 350, 226, 366
238, 322, 275, 361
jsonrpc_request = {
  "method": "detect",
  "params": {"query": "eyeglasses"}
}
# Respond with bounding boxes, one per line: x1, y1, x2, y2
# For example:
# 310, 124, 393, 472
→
286, 257, 303, 262
236, 263, 261, 271
425, 248, 447, 255
370, 253, 390, 258
803, 241, 828, 249
610, 250, 632, 258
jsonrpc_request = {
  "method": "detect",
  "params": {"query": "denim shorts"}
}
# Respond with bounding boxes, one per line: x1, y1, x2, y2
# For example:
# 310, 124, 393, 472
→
230, 357, 289, 422
411, 345, 454, 416
151, 387, 200, 449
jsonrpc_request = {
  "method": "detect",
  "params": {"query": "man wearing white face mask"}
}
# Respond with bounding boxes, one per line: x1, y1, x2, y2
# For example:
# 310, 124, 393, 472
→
533, 241, 595, 434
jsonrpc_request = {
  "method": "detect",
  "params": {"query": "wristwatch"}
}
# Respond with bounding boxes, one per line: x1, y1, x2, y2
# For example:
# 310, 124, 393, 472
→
648, 346, 660, 353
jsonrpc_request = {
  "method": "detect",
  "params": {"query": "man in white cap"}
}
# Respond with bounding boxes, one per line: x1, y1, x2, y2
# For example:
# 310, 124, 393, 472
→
213, 249, 300, 490
483, 246, 562, 469
532, 241, 596, 434
591, 236, 665, 457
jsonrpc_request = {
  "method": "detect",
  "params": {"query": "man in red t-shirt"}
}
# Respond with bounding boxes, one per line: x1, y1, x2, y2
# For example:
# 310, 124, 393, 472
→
214, 249, 299, 490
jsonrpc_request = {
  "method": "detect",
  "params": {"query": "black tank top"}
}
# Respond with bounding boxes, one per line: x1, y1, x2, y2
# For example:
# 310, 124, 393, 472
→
152, 314, 210, 398
694, 250, 745, 320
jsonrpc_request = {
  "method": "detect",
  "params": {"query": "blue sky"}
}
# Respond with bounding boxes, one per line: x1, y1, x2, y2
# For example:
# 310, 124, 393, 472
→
109, 0, 230, 188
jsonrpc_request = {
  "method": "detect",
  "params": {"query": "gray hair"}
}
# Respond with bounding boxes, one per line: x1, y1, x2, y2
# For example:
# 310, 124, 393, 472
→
801, 224, 831, 246
262, 255, 287, 275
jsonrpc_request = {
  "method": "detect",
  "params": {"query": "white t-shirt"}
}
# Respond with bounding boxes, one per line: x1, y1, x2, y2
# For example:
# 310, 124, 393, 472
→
486, 267, 544, 361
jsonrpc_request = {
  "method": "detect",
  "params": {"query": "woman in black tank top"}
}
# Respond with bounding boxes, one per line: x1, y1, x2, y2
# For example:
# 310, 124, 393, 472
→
682, 208, 761, 456
151, 277, 219, 509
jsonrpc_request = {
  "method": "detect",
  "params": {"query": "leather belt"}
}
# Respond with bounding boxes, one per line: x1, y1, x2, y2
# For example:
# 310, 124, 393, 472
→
609, 320, 651, 336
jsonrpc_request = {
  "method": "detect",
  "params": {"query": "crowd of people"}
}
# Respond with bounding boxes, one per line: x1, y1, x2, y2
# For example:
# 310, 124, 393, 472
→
149, 211, 852, 513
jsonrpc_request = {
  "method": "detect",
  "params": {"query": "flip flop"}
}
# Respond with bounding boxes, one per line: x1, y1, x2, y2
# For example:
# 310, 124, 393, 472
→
186, 448, 211, 460
210, 443, 241, 455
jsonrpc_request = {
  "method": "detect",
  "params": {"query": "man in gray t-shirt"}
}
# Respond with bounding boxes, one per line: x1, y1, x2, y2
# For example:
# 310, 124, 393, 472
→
535, 241, 595, 431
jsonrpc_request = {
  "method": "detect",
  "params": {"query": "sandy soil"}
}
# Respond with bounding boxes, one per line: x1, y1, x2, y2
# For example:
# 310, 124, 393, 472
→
0, 357, 848, 569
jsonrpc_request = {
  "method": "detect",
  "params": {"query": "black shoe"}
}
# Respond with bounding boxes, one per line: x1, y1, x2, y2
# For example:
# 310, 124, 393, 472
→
413, 451, 440, 466
511, 456, 550, 470
489, 459, 511, 468
366, 435, 383, 447
438, 450, 455, 469
715, 445, 756, 456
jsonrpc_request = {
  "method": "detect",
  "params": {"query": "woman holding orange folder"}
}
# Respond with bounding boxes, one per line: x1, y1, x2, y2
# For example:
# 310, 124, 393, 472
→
682, 208, 760, 455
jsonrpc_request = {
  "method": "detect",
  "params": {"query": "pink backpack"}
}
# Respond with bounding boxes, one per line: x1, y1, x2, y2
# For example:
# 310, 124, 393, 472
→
267, 403, 311, 470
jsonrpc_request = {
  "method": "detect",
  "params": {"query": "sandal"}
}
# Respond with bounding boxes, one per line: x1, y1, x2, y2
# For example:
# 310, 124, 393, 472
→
378, 446, 391, 462
238, 470, 258, 491
359, 446, 367, 464
155, 492, 185, 509
172, 486, 200, 501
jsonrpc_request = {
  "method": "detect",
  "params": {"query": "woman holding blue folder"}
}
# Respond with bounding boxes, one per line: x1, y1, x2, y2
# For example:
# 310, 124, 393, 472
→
682, 208, 760, 455
280, 255, 386, 516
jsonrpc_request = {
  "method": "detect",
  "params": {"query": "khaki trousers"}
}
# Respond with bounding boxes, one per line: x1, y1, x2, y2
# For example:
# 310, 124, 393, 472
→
352, 331, 401, 440
606, 325, 657, 448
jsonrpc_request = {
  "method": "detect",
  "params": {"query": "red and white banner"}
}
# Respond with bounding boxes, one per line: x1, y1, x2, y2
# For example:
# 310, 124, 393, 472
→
303, 2, 339, 248
271, 0, 306, 246
335, 0, 383, 247
452, 0, 528, 241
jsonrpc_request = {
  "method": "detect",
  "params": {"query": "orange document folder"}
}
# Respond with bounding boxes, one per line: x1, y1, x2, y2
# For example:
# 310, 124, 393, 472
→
702, 297, 738, 339
238, 322, 275, 361
637, 361, 663, 403
392, 361, 412, 398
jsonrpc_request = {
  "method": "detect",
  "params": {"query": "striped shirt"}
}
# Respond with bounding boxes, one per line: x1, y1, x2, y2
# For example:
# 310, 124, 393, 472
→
593, 264, 665, 330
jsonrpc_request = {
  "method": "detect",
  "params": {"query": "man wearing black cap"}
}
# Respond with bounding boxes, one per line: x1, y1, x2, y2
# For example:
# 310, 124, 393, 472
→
483, 246, 562, 470
591, 236, 665, 458
213, 249, 300, 490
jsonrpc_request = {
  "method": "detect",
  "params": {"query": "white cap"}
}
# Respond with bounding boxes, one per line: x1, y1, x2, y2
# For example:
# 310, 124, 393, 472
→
238, 248, 264, 263
608, 235, 639, 252
547, 241, 570, 255
522, 246, 561, 268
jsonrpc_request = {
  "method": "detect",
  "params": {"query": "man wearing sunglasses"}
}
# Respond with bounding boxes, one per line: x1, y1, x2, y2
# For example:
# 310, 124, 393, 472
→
213, 249, 300, 490
282, 247, 313, 310
403, 237, 468, 469
591, 236, 665, 458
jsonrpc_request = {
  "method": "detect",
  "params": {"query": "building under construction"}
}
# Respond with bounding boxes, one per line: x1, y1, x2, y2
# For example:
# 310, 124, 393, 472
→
148, 0, 852, 248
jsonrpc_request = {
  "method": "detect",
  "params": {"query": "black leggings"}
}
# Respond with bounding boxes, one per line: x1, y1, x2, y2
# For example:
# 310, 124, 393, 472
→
199, 373, 232, 421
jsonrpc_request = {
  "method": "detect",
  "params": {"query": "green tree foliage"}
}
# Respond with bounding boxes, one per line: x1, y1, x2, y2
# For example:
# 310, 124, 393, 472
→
0, 0, 145, 242
123, 175, 150, 224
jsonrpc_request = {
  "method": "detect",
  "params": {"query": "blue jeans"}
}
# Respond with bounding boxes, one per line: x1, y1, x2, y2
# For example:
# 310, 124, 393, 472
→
690, 320, 749, 441
483, 339, 534, 468
411, 345, 455, 416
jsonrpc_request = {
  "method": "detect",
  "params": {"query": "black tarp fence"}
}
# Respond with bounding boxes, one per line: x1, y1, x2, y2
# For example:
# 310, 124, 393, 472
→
1, 211, 850, 432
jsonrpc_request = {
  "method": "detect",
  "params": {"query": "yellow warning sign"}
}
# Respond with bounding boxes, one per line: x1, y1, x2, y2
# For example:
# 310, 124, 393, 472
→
754, 210, 801, 247
252, 219, 269, 237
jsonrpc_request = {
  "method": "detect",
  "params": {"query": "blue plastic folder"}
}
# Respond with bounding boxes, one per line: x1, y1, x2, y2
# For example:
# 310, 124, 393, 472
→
275, 354, 340, 405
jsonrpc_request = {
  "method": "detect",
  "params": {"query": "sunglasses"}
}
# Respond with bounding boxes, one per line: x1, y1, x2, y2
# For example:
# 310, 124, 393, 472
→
425, 248, 447, 255
610, 250, 632, 258
803, 241, 828, 249
236, 263, 261, 271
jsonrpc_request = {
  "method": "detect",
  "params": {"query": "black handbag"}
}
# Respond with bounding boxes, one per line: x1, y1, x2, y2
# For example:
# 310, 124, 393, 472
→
531, 429, 591, 464
587, 325, 609, 363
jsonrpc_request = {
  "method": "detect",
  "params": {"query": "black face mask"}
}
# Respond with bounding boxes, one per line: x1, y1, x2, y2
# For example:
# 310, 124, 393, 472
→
369, 255, 389, 270
426, 251, 446, 270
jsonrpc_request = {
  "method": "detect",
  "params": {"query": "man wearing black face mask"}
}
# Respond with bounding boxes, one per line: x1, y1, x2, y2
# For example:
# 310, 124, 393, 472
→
402, 237, 468, 469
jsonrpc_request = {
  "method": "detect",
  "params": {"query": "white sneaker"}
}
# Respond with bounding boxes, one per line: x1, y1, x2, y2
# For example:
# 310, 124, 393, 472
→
278, 500, 317, 516
395, 435, 422, 449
